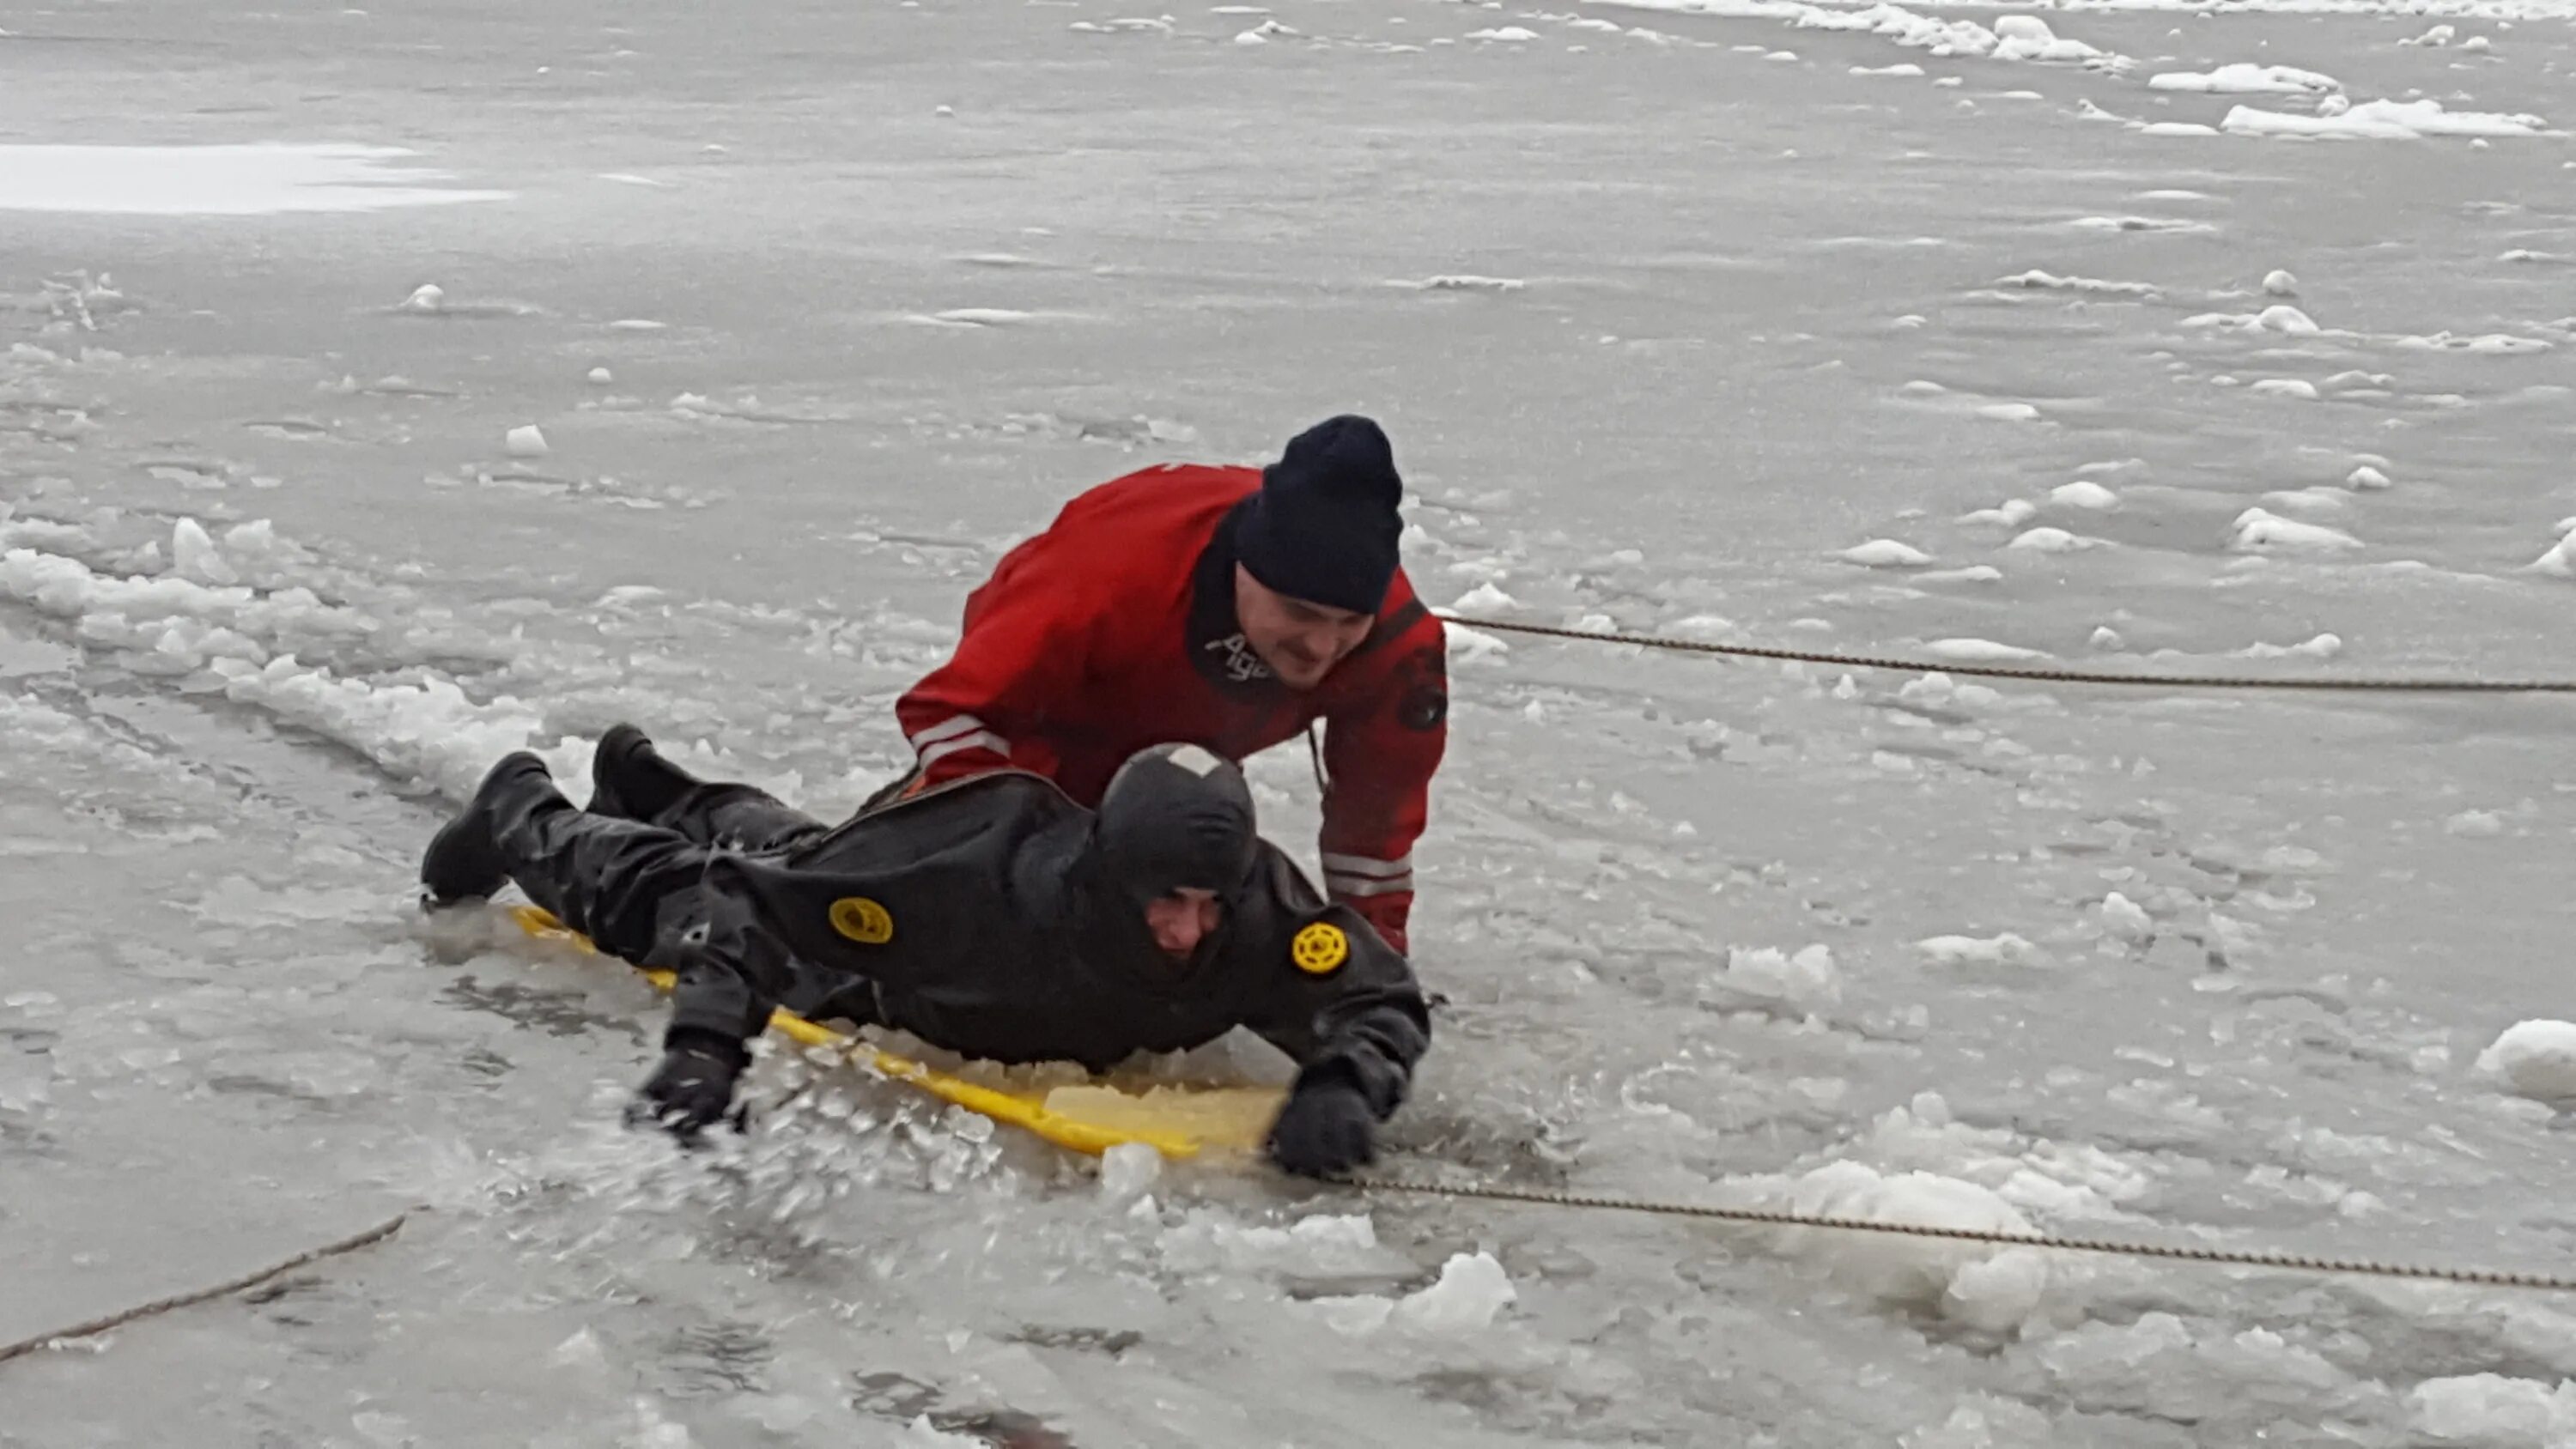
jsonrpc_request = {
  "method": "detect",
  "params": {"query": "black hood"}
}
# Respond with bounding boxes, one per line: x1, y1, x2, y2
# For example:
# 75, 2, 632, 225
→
1091, 743, 1256, 902
1057, 743, 1257, 975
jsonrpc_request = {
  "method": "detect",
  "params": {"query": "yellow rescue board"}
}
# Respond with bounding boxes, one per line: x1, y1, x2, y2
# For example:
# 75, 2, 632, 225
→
506, 905, 1283, 1161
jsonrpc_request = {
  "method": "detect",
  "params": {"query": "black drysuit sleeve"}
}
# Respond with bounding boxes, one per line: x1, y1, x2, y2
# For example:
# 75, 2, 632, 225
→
658, 863, 802, 1048
1235, 852, 1433, 1120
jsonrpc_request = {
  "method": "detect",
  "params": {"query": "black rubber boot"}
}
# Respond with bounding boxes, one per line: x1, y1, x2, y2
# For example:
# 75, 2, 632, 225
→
587, 723, 701, 823
421, 751, 555, 906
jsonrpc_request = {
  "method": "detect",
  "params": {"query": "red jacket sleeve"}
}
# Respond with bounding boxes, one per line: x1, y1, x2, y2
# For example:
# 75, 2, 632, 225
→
894, 563, 1099, 789
1317, 605, 1448, 955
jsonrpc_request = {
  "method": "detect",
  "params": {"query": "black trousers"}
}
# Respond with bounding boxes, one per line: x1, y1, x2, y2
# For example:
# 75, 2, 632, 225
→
495, 776, 879, 1028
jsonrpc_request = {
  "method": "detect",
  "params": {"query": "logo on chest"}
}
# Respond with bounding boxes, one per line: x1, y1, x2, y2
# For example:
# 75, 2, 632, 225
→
1204, 632, 1273, 685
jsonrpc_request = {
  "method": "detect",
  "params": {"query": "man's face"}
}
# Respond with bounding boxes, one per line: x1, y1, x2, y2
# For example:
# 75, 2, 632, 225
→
1234, 565, 1375, 690
1145, 888, 1223, 960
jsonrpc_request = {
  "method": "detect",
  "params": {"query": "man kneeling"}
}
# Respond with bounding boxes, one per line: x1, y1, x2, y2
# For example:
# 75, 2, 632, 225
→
419, 731, 1429, 1177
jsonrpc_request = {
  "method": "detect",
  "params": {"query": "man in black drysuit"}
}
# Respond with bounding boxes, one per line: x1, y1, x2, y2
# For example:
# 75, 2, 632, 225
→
419, 728, 1430, 1177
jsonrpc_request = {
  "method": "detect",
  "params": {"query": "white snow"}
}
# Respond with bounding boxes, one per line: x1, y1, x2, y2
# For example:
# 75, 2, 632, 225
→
1391, 1252, 1518, 1332
1449, 581, 1519, 613
2094, 892, 2152, 941
0, 143, 513, 215
1779, 1161, 2050, 1332
2187, 305, 2322, 335
1852, 63, 1926, 76
2048, 481, 2118, 510
586, 367, 614, 385
2264, 269, 2300, 296
2223, 99, 2553, 140
2446, 809, 2506, 837
2235, 633, 2343, 660
2347, 464, 2393, 490
1923, 638, 2046, 664
1960, 500, 2038, 529
1303, 1249, 1517, 1338
170, 519, 240, 587
1976, 403, 2042, 422
1996, 270, 2157, 297
2249, 379, 2320, 400
2409, 1375, 2576, 1446
400, 283, 446, 314
2528, 534, 2576, 578
504, 425, 551, 458
2006, 527, 2095, 554
2149, 64, 2340, 94
1916, 933, 2040, 967
1719, 944, 1844, 1008
2088, 627, 2124, 651
1841, 538, 1934, 568
2231, 509, 2360, 554
2478, 1022, 2576, 1100
1465, 27, 1540, 41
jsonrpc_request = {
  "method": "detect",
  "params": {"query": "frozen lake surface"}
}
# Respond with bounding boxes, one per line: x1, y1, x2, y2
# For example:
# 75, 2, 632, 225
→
5, 1, 2576, 1445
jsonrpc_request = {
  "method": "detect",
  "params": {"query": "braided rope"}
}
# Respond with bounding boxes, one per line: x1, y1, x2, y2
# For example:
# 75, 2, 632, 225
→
1349, 1176, 2576, 1292
0, 1212, 411, 1367
1440, 615, 2576, 694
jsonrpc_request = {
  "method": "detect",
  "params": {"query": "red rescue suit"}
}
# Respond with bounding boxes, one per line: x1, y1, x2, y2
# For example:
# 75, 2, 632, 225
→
893, 464, 1447, 951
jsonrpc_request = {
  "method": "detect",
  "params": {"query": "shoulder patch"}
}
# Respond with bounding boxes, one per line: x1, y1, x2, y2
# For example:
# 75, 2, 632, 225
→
828, 896, 895, 945
1291, 920, 1350, 976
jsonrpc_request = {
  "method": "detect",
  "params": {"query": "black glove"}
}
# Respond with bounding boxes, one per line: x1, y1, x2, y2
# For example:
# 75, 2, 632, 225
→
628, 1030, 747, 1139
1267, 1076, 1378, 1179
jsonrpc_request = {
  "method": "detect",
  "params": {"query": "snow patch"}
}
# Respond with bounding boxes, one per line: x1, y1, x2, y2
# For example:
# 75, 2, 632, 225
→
2223, 99, 2552, 140
2048, 481, 2118, 510
2477, 1022, 2576, 1101
1923, 638, 2046, 664
1841, 538, 1934, 569
2006, 527, 2096, 554
1916, 933, 2040, 967
2231, 508, 2360, 554
1718, 944, 1844, 1009
2148, 64, 2339, 94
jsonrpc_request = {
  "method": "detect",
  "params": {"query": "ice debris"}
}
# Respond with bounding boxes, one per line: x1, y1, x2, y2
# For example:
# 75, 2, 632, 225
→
2148, 64, 2338, 95
2223, 99, 2552, 140
1841, 538, 1933, 569
2231, 509, 2359, 554
1917, 933, 2039, 967
505, 424, 550, 458
2479, 1021, 2576, 1100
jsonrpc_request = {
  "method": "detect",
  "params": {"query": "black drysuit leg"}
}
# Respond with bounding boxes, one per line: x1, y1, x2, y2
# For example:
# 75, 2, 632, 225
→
486, 775, 722, 966
638, 782, 829, 855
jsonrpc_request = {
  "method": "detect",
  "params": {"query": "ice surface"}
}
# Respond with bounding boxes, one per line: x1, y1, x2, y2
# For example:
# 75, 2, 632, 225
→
13, 5, 2576, 1444
0, 143, 513, 215
1923, 638, 2046, 663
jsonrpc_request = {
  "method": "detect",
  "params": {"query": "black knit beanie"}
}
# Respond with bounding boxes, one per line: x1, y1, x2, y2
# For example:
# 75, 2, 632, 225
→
1235, 415, 1405, 615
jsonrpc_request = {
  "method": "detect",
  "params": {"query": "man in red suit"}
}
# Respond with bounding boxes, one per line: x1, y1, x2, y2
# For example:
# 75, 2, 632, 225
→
879, 415, 1448, 952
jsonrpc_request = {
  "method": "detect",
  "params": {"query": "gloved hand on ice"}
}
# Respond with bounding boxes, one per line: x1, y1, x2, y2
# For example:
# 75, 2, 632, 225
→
629, 1030, 747, 1139
1267, 1073, 1378, 1178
